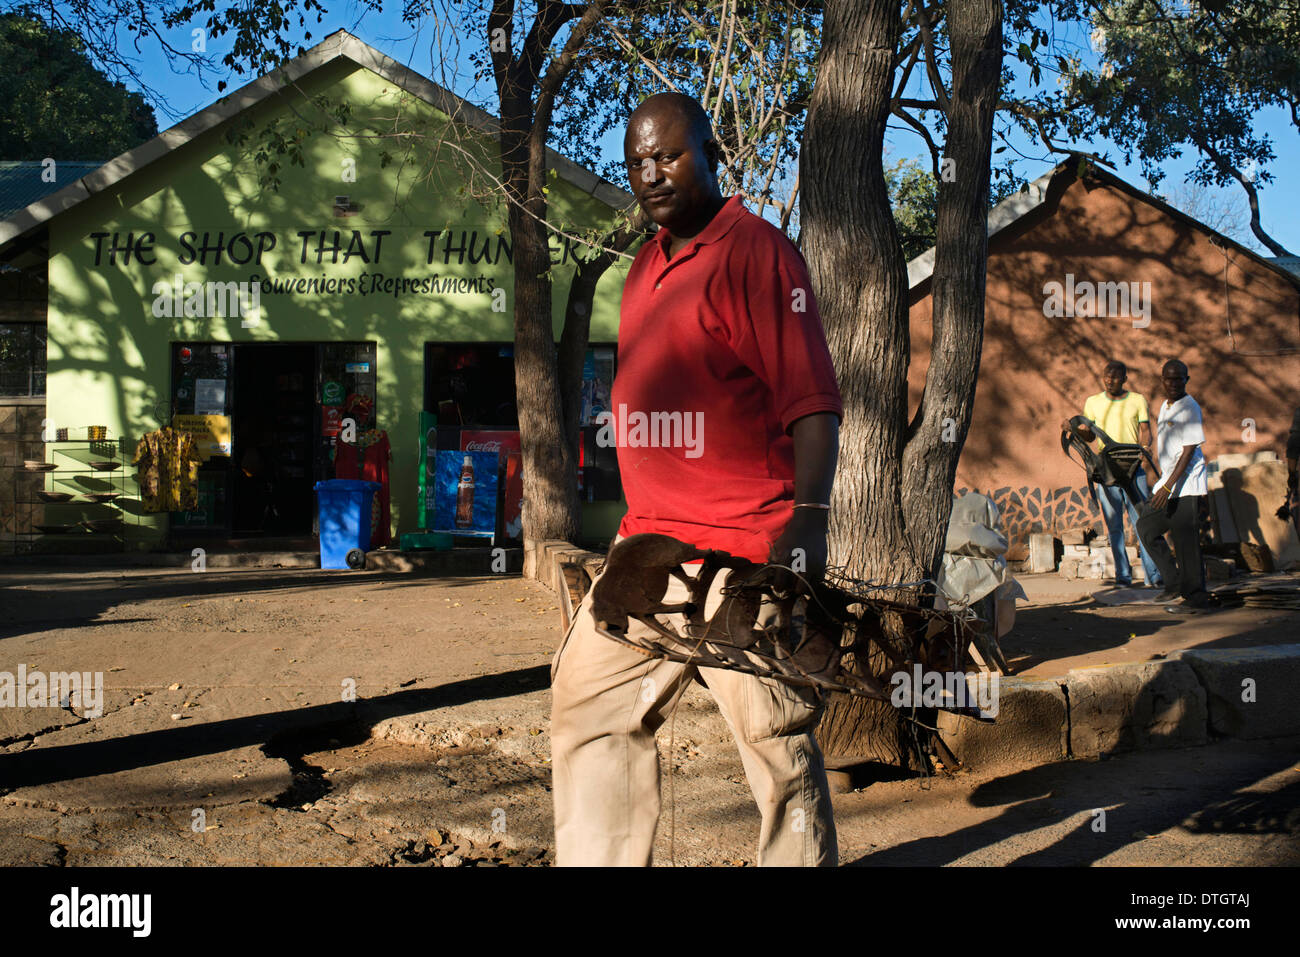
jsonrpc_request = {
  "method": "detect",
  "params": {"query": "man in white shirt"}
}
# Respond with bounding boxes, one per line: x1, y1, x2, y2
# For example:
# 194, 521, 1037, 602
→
1136, 359, 1215, 608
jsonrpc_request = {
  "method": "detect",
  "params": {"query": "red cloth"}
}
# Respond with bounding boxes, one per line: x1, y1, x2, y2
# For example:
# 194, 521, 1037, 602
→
612, 195, 843, 562
335, 431, 391, 547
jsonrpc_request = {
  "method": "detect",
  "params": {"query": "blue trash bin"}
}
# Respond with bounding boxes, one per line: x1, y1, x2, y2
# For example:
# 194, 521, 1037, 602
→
315, 479, 382, 570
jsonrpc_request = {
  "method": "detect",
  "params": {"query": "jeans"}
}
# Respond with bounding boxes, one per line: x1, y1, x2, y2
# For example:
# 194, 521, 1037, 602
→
1136, 494, 1208, 601
1094, 468, 1163, 586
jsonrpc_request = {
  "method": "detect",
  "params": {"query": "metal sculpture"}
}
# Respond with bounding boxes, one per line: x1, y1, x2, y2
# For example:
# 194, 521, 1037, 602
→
589, 532, 988, 717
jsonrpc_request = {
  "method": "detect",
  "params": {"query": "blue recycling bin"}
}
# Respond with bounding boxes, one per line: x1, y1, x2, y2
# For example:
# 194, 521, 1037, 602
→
315, 479, 382, 570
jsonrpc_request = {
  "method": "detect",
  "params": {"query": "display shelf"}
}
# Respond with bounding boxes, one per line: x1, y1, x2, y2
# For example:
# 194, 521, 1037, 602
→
8, 435, 141, 553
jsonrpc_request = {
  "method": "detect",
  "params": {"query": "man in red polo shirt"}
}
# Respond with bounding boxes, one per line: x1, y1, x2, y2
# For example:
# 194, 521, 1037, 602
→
550, 92, 843, 866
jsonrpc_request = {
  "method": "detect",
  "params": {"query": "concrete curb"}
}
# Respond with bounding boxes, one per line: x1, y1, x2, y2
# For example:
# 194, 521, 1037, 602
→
937, 645, 1300, 766
363, 547, 523, 576
1172, 644, 1300, 740
524, 539, 605, 593
936, 679, 1068, 767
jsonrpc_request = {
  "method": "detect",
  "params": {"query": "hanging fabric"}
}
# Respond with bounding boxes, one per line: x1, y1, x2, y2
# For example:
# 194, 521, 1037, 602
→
133, 427, 203, 514
334, 429, 391, 546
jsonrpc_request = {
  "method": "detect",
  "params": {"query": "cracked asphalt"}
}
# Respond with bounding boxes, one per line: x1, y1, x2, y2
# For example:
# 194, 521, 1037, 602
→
0, 565, 1296, 866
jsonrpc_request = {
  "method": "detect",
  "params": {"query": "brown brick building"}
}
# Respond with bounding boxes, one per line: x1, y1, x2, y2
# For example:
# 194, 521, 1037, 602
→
907, 162, 1300, 555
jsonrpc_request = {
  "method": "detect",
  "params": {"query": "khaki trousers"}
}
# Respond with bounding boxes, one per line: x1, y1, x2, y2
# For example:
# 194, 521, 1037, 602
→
550, 554, 838, 866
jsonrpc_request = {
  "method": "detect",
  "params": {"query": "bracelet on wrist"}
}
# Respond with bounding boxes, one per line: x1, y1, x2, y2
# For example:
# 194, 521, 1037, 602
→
792, 502, 830, 510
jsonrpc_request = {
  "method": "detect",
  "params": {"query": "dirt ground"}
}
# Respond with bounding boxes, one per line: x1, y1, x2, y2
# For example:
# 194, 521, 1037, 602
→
0, 564, 1296, 866
1002, 573, 1300, 676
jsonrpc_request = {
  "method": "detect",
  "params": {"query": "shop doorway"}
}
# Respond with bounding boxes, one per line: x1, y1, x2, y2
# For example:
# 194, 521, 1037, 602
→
230, 344, 315, 535
168, 340, 378, 541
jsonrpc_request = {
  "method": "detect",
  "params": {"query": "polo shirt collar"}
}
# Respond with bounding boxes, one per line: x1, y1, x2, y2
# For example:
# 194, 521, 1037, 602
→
654, 194, 745, 258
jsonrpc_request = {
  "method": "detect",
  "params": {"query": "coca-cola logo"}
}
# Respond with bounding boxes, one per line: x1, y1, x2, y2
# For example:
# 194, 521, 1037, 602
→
465, 441, 502, 453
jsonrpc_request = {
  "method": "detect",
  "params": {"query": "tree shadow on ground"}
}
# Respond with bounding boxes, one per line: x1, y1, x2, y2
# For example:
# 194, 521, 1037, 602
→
0, 568, 543, 642
846, 749, 1300, 866
0, 664, 550, 791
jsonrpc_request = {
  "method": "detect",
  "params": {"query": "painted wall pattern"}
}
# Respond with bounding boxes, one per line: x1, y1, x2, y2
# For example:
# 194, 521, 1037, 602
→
957, 485, 1105, 550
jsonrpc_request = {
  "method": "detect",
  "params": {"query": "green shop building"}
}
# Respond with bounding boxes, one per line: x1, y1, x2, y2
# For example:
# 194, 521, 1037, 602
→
0, 30, 632, 553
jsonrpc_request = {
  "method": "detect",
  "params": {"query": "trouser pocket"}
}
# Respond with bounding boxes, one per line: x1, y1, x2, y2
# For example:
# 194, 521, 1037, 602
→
742, 673, 823, 742
551, 606, 583, 683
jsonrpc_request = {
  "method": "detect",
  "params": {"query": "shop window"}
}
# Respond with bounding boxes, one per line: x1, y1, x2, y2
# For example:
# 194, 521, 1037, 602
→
424, 343, 518, 428
0, 322, 46, 397
422, 341, 621, 510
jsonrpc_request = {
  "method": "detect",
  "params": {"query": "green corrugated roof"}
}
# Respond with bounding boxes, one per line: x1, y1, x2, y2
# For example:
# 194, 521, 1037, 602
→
0, 161, 104, 220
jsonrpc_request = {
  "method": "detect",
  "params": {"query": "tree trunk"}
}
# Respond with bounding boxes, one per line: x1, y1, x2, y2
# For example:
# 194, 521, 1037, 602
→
558, 213, 651, 466
801, 0, 915, 763
901, 0, 1003, 573
499, 99, 582, 567
800, 0, 1004, 765
485, 0, 613, 576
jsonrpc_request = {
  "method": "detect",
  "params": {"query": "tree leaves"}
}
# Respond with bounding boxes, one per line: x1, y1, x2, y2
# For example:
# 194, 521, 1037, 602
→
0, 11, 159, 158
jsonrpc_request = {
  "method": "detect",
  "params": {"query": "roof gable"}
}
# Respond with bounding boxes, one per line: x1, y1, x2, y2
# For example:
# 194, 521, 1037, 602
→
907, 162, 1300, 295
0, 30, 631, 253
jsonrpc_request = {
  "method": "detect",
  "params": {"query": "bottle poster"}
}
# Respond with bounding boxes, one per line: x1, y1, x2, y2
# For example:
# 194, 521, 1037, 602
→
432, 449, 497, 537
460, 430, 523, 540
580, 347, 614, 426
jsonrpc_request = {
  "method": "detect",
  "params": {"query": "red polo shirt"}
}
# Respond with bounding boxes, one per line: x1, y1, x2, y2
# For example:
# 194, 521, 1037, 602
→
611, 194, 843, 561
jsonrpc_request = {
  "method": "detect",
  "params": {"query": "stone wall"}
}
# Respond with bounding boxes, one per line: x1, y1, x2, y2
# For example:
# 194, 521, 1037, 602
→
0, 403, 46, 543
1, 268, 48, 546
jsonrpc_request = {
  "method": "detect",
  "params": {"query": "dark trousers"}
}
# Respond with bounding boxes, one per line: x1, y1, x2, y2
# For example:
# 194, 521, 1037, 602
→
1136, 494, 1207, 600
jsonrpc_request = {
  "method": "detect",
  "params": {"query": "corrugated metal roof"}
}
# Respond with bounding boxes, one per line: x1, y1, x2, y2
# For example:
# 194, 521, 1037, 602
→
1270, 256, 1300, 278
0, 161, 104, 220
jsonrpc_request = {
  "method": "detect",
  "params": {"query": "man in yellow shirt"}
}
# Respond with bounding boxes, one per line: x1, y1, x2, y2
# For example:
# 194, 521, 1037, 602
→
1062, 360, 1163, 588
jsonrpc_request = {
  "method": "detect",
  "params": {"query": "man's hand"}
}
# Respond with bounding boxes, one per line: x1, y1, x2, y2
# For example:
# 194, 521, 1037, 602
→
1149, 444, 1196, 512
769, 508, 828, 588
779, 412, 838, 589
1149, 485, 1170, 510
1062, 416, 1093, 441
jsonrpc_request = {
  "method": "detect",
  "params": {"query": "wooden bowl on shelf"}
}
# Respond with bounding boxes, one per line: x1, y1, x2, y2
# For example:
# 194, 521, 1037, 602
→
35, 490, 75, 503
24, 460, 58, 471
88, 460, 121, 471
84, 492, 121, 503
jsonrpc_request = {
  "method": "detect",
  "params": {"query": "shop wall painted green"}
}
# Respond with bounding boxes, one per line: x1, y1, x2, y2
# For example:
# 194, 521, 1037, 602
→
45, 59, 633, 545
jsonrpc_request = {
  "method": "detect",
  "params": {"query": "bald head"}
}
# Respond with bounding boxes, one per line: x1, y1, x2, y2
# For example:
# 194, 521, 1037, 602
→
626, 92, 715, 152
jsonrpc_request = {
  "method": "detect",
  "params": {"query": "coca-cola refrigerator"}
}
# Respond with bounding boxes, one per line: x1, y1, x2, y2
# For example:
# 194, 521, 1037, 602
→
460, 430, 522, 540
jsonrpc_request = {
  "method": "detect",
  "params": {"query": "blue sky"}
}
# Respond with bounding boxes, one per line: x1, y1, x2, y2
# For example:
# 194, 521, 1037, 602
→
86, 2, 1300, 255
